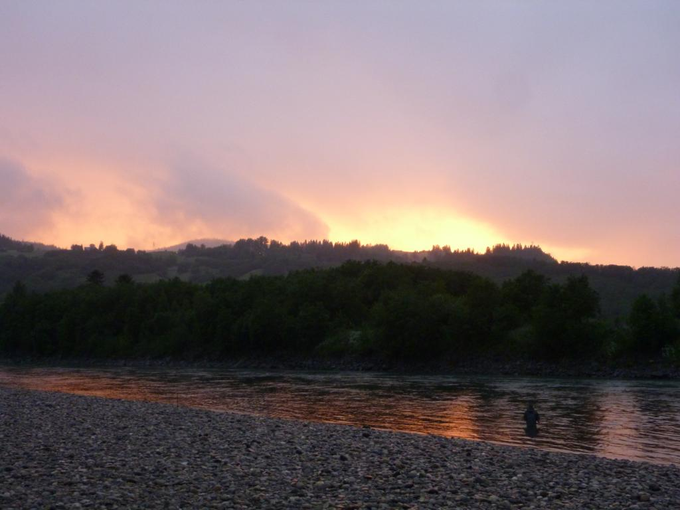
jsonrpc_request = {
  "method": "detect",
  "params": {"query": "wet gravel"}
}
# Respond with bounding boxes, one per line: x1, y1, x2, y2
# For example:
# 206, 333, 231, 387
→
1, 388, 679, 509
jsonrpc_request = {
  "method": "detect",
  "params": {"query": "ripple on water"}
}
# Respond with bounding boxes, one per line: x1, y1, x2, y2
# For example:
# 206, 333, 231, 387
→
1, 365, 679, 465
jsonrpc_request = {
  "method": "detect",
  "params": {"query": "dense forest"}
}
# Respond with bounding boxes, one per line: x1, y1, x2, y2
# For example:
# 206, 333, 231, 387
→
1, 261, 679, 365
0, 234, 35, 253
0, 234, 678, 318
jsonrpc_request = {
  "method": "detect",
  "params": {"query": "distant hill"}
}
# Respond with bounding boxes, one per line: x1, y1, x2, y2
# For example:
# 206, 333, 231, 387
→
154, 238, 233, 252
0, 234, 33, 252
0, 234, 61, 253
0, 233, 677, 317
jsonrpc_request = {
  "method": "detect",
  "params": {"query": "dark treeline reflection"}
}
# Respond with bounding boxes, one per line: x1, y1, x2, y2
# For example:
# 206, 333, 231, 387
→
1, 260, 680, 363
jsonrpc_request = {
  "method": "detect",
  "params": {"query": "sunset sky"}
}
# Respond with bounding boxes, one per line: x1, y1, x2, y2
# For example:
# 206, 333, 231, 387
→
1, 1, 679, 266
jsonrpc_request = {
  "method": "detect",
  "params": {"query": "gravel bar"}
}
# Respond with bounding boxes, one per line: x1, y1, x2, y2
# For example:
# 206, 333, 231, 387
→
1, 388, 679, 509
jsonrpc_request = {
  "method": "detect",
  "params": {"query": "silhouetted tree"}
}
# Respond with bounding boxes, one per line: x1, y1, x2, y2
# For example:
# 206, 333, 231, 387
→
8, 281, 27, 301
629, 294, 678, 356
672, 275, 680, 318
115, 274, 133, 285
86, 270, 105, 286
502, 270, 548, 323
531, 276, 603, 360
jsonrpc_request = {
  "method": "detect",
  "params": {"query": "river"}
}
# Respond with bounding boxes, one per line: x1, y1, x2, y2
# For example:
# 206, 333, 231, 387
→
1, 365, 679, 465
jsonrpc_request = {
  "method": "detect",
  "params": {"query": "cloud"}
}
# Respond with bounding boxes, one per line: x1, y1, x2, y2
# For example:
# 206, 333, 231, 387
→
2, 2, 679, 266
0, 157, 63, 239
151, 156, 329, 243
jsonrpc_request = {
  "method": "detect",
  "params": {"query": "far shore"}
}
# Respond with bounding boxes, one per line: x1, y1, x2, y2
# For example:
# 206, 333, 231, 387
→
2, 355, 679, 380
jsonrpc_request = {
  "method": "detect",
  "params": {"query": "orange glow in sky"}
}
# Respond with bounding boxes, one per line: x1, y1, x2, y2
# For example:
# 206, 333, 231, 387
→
2, 2, 680, 267
326, 207, 506, 254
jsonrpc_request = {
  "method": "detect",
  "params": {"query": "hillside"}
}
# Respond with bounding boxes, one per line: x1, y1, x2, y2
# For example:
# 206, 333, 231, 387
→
153, 238, 234, 252
0, 233, 677, 317
0, 234, 34, 253
3, 259, 679, 366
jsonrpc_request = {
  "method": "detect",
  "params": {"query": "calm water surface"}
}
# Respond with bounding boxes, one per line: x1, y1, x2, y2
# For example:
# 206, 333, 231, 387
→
1, 365, 679, 466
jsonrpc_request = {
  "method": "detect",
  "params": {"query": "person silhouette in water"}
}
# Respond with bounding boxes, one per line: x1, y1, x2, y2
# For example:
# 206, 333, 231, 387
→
523, 403, 540, 437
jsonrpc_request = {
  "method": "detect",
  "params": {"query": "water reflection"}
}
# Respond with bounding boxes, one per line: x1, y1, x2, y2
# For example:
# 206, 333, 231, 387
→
0, 366, 679, 465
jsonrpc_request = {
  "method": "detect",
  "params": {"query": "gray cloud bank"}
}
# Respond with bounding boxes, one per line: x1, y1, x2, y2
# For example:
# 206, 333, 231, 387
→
152, 157, 329, 243
0, 157, 63, 239
0, 155, 330, 249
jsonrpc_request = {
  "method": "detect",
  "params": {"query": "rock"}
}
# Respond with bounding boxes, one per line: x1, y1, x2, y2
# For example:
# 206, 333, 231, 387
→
1, 387, 679, 510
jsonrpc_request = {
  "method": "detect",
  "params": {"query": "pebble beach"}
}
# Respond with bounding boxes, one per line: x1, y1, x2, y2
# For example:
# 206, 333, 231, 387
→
1, 387, 678, 509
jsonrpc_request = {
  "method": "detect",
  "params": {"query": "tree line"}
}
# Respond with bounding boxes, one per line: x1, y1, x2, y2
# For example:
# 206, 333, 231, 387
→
1, 234, 679, 320
1, 261, 678, 364
0, 234, 34, 253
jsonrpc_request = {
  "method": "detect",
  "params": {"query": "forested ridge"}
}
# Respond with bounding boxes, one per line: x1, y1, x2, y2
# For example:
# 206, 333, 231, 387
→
0, 234, 35, 253
0, 234, 678, 318
2, 260, 679, 364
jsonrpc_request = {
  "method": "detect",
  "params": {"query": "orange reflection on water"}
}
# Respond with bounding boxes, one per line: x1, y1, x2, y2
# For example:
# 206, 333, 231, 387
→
2, 366, 679, 465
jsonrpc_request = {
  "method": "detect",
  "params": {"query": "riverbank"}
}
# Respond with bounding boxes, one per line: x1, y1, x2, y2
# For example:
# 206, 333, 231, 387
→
1, 388, 678, 509
3, 355, 680, 380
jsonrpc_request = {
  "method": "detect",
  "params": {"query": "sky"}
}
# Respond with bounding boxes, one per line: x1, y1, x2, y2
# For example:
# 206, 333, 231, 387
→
1, 1, 679, 266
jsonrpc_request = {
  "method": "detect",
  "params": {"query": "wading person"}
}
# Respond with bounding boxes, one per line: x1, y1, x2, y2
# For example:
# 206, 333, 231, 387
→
523, 403, 540, 437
